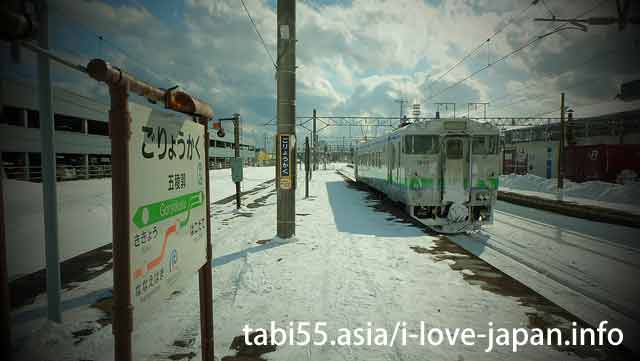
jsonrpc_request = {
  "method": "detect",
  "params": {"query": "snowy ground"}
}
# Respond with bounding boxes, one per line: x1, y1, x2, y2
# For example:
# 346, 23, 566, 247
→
4, 166, 275, 280
10, 164, 633, 360
499, 174, 640, 215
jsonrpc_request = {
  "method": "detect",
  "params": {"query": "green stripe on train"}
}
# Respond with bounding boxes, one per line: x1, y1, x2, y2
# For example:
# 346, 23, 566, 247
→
403, 177, 434, 190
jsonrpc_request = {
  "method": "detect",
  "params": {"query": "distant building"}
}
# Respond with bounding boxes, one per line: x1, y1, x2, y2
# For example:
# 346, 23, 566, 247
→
501, 109, 640, 179
0, 79, 256, 181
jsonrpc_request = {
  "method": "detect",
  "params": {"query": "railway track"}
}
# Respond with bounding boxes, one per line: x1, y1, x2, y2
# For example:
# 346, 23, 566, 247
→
336, 165, 640, 352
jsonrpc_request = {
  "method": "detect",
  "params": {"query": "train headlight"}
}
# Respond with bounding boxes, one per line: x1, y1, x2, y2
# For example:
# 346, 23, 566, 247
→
476, 192, 489, 201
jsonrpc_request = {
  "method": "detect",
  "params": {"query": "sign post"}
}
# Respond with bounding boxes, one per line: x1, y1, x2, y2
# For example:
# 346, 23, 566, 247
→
87, 59, 214, 361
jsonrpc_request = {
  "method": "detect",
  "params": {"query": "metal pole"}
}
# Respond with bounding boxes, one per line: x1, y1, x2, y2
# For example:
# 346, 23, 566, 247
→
234, 113, 241, 209
305, 136, 309, 198
558, 92, 565, 200
109, 81, 133, 361
276, 0, 296, 238
312, 109, 317, 171
87, 59, 212, 119
309, 131, 312, 181
37, 0, 62, 323
0, 171, 12, 361
197, 117, 214, 361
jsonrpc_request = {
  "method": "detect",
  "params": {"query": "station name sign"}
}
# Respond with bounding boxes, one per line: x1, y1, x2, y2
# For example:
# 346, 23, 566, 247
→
279, 134, 294, 190
128, 103, 208, 325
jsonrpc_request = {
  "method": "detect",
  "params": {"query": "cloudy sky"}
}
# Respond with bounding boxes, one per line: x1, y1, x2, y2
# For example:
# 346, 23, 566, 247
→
3, 0, 640, 147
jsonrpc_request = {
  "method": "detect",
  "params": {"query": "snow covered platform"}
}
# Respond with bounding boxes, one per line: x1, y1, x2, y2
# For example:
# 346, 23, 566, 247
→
9, 166, 635, 360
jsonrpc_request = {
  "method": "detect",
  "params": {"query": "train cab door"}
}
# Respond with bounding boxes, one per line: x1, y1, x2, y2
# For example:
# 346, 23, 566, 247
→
442, 137, 469, 203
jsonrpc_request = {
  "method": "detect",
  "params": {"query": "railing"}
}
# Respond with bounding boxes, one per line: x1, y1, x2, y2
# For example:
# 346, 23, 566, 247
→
1, 165, 112, 182
3, 160, 259, 182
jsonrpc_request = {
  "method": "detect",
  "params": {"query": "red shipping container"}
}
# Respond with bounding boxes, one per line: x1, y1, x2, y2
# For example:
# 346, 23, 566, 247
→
565, 144, 640, 183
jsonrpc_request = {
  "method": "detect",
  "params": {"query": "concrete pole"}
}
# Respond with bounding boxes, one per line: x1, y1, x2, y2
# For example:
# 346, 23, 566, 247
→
276, 0, 296, 238
37, 0, 62, 323
557, 93, 565, 200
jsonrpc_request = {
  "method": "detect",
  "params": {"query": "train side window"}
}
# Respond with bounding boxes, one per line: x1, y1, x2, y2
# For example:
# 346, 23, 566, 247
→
472, 135, 498, 155
446, 139, 463, 159
404, 135, 439, 154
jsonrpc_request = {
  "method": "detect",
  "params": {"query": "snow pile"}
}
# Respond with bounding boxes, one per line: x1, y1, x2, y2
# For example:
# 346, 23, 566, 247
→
500, 173, 640, 210
3, 166, 275, 280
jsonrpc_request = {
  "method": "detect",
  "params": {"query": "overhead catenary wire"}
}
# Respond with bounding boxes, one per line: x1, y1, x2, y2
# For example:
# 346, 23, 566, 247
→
47, 6, 187, 90
489, 72, 619, 115
532, 98, 615, 118
429, 0, 609, 101
424, 0, 539, 95
469, 47, 636, 117
479, 47, 622, 108
240, 0, 277, 69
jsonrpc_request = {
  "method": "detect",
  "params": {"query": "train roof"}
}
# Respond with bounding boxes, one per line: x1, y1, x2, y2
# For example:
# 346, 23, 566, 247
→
356, 118, 499, 149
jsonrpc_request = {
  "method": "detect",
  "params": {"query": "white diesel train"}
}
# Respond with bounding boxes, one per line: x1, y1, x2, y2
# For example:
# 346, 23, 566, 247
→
354, 118, 500, 233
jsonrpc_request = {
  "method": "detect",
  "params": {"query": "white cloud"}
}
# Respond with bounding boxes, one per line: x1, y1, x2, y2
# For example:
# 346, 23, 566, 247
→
6, 0, 633, 144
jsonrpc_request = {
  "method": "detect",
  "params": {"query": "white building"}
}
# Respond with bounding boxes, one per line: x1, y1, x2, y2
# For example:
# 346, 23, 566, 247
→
0, 79, 256, 181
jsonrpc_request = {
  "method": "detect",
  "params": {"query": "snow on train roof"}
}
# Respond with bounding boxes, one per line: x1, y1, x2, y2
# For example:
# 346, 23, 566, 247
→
356, 118, 498, 149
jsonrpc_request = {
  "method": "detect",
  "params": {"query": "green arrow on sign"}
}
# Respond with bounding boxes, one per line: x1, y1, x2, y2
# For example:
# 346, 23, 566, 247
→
132, 191, 204, 229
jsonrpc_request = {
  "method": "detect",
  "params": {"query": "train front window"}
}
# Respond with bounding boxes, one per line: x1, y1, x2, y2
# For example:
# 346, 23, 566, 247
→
446, 139, 463, 159
472, 135, 498, 155
404, 135, 439, 154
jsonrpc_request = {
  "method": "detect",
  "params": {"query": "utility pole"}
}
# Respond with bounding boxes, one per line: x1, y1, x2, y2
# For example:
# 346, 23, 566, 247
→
312, 109, 317, 171
557, 93, 565, 201
233, 113, 241, 209
305, 136, 309, 198
276, 0, 296, 238
395, 98, 408, 120
37, 0, 62, 323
